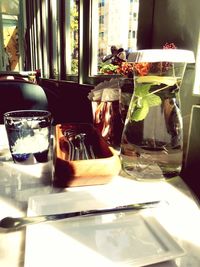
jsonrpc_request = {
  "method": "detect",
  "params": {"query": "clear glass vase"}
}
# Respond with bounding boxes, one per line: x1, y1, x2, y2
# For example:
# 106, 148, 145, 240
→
120, 49, 195, 180
119, 77, 134, 124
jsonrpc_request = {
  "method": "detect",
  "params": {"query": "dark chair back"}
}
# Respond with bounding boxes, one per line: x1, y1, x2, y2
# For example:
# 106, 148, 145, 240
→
181, 105, 200, 201
0, 80, 48, 123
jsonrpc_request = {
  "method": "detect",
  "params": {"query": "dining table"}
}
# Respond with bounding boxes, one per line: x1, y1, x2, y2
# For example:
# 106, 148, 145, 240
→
0, 124, 200, 267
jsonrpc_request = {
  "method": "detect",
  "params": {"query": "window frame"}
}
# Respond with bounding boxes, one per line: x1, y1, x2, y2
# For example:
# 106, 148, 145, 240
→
25, 0, 139, 85
81, 0, 127, 85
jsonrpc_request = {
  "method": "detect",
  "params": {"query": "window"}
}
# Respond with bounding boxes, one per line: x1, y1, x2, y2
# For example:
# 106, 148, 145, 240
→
91, 0, 139, 76
65, 0, 79, 77
133, 12, 137, 19
99, 15, 104, 24
0, 1, 23, 71
193, 36, 200, 95
99, 0, 105, 7
51, 0, 59, 78
25, 0, 139, 84
99, 32, 104, 39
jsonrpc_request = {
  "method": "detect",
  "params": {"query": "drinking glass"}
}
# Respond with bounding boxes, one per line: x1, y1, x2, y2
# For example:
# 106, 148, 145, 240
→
4, 110, 52, 164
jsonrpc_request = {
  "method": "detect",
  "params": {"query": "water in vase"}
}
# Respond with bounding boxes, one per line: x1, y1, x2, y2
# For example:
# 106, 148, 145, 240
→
120, 84, 183, 180
120, 49, 195, 180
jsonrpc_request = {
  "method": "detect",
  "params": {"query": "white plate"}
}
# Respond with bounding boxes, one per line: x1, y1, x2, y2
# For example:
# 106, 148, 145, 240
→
24, 190, 185, 267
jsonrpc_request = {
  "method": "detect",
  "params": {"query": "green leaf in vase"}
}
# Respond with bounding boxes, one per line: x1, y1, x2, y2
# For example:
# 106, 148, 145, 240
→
131, 97, 149, 121
130, 83, 162, 121
146, 93, 161, 107
135, 83, 151, 97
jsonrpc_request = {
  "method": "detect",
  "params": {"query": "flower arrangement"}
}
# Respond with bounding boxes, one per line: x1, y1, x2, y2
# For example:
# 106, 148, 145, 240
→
99, 45, 134, 77
98, 63, 119, 75
99, 43, 177, 78
133, 43, 177, 76
99, 61, 134, 77
116, 62, 134, 77
129, 43, 181, 122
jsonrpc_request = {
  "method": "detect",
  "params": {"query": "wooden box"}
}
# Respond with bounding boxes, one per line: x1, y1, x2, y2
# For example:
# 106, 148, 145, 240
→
53, 123, 121, 187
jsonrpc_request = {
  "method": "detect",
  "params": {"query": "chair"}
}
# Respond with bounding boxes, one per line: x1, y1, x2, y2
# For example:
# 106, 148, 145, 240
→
181, 105, 200, 201
0, 79, 49, 124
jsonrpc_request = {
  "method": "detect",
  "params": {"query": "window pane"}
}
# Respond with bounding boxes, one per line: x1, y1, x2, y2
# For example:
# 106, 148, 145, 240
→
41, 0, 49, 78
91, 0, 139, 76
51, 0, 59, 78
0, 0, 20, 72
193, 38, 200, 95
2, 15, 19, 71
0, 1, 19, 15
65, 0, 79, 76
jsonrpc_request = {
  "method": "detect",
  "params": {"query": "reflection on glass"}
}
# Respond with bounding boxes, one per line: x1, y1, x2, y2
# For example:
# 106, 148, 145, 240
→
91, 0, 139, 76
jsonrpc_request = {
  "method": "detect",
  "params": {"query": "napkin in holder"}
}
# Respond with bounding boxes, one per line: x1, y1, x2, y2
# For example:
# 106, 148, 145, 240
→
53, 123, 121, 187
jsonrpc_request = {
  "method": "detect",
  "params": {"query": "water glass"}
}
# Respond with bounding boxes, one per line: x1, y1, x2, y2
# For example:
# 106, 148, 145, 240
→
4, 110, 52, 164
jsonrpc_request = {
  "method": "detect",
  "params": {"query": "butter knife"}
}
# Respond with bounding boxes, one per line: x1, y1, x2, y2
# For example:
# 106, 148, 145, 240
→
0, 200, 161, 230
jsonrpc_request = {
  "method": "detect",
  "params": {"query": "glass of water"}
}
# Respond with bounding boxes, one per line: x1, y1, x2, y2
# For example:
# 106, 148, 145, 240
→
4, 110, 52, 164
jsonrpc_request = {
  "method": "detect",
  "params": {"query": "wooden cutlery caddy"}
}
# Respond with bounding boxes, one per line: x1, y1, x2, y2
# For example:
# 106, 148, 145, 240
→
53, 123, 121, 187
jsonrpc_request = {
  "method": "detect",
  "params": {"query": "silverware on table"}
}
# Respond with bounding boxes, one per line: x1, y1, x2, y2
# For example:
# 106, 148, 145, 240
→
63, 130, 96, 160
0, 200, 161, 230
63, 129, 76, 160
75, 133, 90, 160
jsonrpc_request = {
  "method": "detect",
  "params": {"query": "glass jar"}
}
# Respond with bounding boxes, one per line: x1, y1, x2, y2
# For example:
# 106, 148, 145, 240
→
119, 77, 134, 124
120, 49, 195, 180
